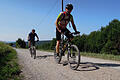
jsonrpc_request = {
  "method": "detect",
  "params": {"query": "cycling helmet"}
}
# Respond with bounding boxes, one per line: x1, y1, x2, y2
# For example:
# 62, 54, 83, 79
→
32, 29, 35, 32
65, 3, 73, 11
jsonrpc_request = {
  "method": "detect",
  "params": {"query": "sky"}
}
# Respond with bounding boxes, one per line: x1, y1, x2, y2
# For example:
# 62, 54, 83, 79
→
0, 0, 120, 42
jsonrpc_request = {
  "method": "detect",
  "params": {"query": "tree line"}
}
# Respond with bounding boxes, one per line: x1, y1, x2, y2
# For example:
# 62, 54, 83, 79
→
73, 19, 120, 55
78, 19, 120, 55
37, 19, 120, 55
15, 19, 120, 55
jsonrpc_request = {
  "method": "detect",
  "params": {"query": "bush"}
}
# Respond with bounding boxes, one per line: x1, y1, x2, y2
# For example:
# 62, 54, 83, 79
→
0, 42, 21, 80
0, 42, 12, 56
16, 38, 26, 48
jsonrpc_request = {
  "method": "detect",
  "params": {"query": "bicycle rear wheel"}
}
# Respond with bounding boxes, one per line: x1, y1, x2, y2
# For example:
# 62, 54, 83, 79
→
68, 45, 80, 70
54, 47, 62, 64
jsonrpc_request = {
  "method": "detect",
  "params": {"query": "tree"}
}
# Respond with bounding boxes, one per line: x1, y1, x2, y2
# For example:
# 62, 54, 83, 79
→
16, 38, 26, 48
33, 19, 120, 55
50, 38, 56, 50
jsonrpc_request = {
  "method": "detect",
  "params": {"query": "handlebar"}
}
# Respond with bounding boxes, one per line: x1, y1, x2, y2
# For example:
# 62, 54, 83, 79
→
33, 40, 39, 42
61, 31, 80, 35
36, 40, 39, 42
70, 31, 80, 35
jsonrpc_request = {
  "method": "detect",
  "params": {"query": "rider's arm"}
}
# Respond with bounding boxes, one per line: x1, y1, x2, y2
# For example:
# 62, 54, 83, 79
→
55, 18, 61, 33
35, 34, 39, 40
55, 12, 64, 33
71, 17, 77, 32
28, 34, 30, 41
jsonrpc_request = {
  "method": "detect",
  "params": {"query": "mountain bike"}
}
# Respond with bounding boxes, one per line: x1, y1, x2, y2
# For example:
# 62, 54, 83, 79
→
54, 32, 80, 70
29, 41, 38, 59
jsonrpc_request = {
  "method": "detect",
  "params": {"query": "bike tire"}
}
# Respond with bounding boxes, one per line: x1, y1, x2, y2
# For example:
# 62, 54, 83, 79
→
54, 47, 62, 64
33, 47, 36, 59
68, 45, 80, 70
29, 48, 33, 57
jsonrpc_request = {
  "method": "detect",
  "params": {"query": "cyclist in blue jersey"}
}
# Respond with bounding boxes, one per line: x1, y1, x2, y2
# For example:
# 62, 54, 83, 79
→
28, 29, 39, 48
55, 4, 79, 56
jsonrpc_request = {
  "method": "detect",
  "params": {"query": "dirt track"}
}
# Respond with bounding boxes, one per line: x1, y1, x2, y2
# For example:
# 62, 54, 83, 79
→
16, 49, 120, 80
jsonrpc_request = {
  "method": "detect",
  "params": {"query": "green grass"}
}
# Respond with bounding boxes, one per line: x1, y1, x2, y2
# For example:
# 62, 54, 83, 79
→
0, 42, 12, 56
37, 48, 120, 61
37, 48, 54, 52
81, 52, 120, 61
0, 42, 22, 80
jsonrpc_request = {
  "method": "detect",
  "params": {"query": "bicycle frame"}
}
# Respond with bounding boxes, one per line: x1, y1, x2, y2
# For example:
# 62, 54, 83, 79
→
60, 33, 72, 55
54, 31, 80, 70
30, 46, 36, 51
29, 41, 38, 59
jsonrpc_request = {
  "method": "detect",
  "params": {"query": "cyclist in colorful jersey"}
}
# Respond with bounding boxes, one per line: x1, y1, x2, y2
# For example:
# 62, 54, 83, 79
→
28, 29, 39, 48
55, 3, 79, 56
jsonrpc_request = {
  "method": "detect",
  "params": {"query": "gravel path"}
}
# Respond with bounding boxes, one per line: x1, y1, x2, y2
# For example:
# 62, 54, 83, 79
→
16, 49, 120, 80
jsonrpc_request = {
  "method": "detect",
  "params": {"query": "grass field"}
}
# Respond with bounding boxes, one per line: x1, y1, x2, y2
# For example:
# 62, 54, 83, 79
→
38, 49, 120, 61
0, 42, 21, 80
81, 52, 120, 61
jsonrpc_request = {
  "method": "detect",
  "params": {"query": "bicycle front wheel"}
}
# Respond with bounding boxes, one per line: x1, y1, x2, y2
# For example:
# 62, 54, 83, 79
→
33, 47, 36, 59
29, 48, 33, 57
68, 45, 80, 70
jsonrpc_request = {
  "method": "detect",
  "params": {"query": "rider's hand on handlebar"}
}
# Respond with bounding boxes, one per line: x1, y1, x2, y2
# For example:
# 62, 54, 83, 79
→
37, 39, 39, 42
75, 31, 80, 34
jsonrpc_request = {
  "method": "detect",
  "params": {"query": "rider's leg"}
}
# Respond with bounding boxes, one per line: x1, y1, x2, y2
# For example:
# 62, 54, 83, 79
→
56, 28, 61, 55
28, 41, 31, 48
28, 41, 32, 57
56, 40, 60, 54
32, 41, 36, 52
32, 41, 35, 46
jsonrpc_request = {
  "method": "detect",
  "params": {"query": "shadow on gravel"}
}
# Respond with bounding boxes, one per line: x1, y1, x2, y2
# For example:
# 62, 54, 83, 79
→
76, 62, 100, 71
61, 61, 100, 71
36, 55, 53, 59
77, 62, 120, 71
93, 62, 120, 67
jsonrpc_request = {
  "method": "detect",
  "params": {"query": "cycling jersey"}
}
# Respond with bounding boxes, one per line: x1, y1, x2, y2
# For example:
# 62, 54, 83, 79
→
57, 11, 73, 29
28, 32, 38, 41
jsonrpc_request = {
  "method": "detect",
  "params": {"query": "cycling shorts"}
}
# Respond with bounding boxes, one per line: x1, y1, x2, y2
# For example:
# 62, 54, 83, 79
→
29, 41, 35, 46
56, 28, 73, 40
